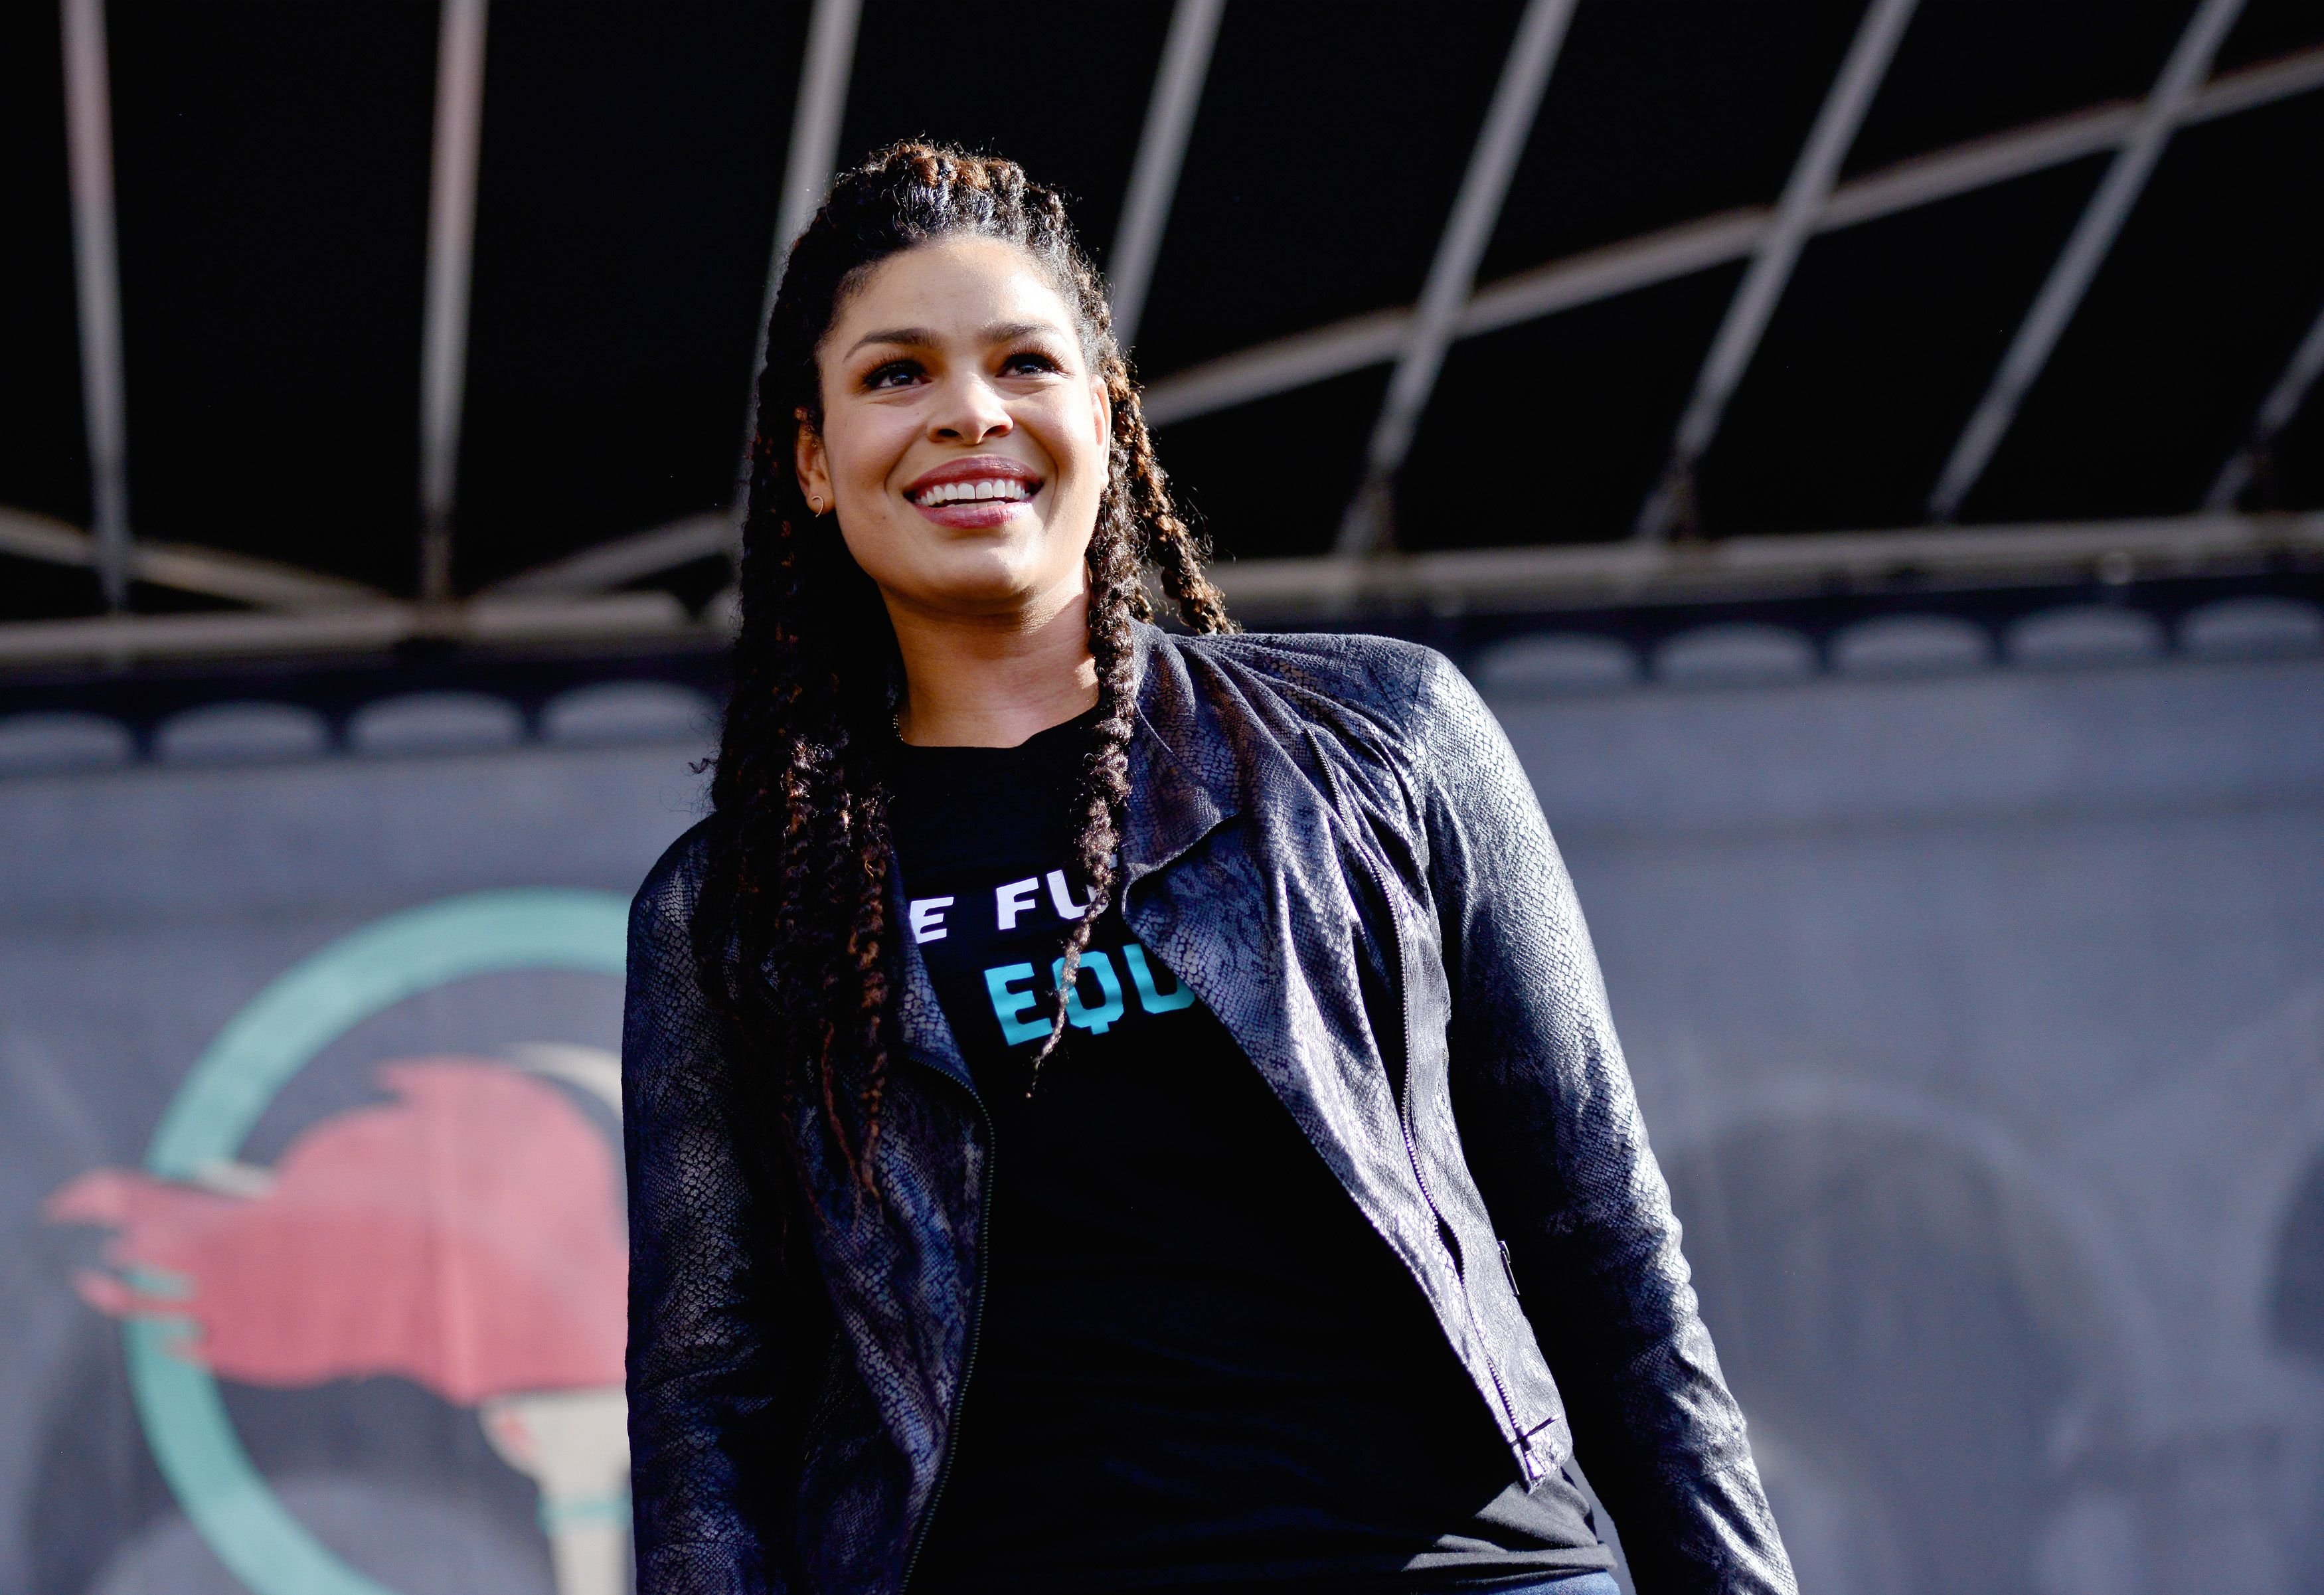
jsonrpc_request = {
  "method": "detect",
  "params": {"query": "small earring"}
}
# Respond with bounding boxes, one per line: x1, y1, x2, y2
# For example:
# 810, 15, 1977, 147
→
808, 494, 823, 514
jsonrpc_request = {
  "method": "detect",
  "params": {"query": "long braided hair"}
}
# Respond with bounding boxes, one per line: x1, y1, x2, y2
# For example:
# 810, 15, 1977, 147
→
698, 143, 1233, 1196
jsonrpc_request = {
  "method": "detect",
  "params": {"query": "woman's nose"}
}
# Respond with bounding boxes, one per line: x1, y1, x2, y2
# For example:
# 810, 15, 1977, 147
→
929, 375, 1012, 444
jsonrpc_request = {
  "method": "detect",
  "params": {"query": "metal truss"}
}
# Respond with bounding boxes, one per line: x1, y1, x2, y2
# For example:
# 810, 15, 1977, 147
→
1138, 43, 2324, 428
16, 3, 2324, 663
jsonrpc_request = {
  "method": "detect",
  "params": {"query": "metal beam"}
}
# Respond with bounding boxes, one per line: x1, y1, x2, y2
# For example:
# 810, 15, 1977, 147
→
1928, 0, 2249, 522
1212, 510, 2324, 618
1109, 0, 1226, 350
482, 513, 737, 598
1143, 306, 1414, 428
418, 0, 490, 603
0, 592, 695, 669
1335, 0, 1580, 555
1635, 0, 1921, 541
2206, 295, 2324, 510
1138, 43, 2324, 432
776, 0, 863, 260
0, 507, 390, 610
733, 0, 863, 506
60, 0, 129, 610
2188, 39, 2324, 118
7, 515, 2311, 665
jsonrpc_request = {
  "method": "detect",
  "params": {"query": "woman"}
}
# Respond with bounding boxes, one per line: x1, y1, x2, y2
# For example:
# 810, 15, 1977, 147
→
624, 143, 1793, 1595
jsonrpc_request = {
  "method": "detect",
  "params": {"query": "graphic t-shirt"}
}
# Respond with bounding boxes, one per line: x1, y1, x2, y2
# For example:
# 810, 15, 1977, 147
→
887, 709, 1611, 1592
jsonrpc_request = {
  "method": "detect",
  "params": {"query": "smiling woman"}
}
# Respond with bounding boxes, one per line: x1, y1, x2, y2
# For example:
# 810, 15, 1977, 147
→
622, 143, 1791, 1595
795, 234, 1123, 750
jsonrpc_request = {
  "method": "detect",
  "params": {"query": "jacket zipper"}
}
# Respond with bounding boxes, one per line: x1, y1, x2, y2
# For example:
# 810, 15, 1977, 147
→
1347, 837, 1538, 1484
896, 1086, 994, 1594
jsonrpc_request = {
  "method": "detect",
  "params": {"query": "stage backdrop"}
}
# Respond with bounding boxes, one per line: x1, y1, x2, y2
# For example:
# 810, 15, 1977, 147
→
3, 645, 2319, 1595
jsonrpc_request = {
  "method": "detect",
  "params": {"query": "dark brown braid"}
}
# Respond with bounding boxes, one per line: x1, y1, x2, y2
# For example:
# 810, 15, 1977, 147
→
698, 142, 1232, 1195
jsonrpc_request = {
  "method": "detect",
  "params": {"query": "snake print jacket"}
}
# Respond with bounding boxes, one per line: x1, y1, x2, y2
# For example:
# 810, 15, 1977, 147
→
623, 622, 1795, 1594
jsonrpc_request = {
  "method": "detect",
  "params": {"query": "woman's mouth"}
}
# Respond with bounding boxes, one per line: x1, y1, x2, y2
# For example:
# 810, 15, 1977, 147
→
903, 460, 1045, 527
910, 477, 1037, 507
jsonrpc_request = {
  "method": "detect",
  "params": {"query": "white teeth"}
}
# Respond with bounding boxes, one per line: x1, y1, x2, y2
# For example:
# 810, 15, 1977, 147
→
918, 478, 1033, 505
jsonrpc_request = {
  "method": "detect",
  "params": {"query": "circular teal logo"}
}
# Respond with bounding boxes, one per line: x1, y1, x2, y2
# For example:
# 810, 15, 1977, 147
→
124, 889, 627, 1595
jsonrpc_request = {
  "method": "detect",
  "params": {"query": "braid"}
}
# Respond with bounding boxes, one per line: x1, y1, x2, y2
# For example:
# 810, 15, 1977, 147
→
1112, 373, 1234, 637
1026, 467, 1144, 1087
699, 141, 1233, 1194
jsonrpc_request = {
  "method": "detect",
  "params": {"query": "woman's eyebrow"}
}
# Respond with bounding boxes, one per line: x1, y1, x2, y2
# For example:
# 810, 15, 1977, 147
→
847, 327, 935, 356
845, 320, 1063, 357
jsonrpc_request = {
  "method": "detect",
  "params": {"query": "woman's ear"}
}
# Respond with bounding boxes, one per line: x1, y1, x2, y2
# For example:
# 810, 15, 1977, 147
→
1090, 373, 1112, 451
794, 408, 833, 512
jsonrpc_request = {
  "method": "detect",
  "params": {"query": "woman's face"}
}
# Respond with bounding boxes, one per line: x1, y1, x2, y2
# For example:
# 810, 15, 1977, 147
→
798, 235, 1111, 624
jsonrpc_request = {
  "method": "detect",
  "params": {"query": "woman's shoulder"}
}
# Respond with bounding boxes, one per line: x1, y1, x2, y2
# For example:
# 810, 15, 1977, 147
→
630, 818, 715, 955
1161, 626, 1467, 713
1155, 625, 1485, 752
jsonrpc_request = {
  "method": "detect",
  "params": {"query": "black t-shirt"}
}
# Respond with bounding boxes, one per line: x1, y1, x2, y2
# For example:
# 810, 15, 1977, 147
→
886, 710, 1610, 1592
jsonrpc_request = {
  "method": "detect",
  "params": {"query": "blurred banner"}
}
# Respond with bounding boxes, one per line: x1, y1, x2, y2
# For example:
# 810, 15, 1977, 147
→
5, 647, 2322, 1595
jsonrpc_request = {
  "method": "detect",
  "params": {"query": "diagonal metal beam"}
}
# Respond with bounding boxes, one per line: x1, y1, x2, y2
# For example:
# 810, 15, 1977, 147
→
418, 0, 490, 603
1110, 0, 1227, 351
776, 0, 863, 260
733, 0, 863, 505
0, 506, 392, 610
1335, 0, 1580, 555
2205, 295, 2324, 510
60, 0, 129, 611
1635, 0, 1922, 542
481, 513, 736, 598
1928, 0, 2249, 522
1144, 305, 1417, 428
2177, 37, 2324, 119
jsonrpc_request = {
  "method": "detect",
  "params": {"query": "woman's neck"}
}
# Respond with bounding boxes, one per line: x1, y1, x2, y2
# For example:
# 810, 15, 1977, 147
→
886, 584, 1102, 748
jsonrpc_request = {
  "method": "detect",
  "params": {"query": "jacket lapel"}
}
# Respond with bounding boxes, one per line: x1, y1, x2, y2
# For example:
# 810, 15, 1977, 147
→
890, 868, 975, 1096
1119, 627, 1434, 1263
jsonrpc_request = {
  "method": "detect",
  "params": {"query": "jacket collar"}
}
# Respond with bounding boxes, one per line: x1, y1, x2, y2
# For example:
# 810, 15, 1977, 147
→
1121, 622, 1239, 884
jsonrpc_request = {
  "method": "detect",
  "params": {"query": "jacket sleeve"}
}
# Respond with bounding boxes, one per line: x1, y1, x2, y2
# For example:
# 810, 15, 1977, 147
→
625, 833, 803, 1594
1408, 652, 1795, 1595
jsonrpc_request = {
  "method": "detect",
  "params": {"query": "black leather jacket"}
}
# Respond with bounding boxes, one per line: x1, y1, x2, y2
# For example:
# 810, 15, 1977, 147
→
623, 624, 1794, 1595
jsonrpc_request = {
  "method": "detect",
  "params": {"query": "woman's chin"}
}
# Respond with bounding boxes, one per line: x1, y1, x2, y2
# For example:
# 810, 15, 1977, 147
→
886, 548, 1083, 620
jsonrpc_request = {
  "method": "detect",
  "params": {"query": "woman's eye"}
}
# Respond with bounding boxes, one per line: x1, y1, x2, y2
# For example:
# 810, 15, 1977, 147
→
864, 361, 922, 390
1001, 351, 1062, 377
